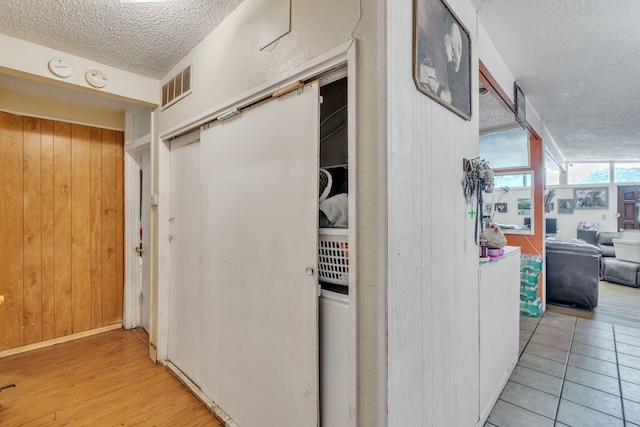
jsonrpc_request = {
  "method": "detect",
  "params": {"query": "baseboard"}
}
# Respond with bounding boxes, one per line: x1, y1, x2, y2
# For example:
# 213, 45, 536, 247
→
163, 360, 239, 427
0, 323, 123, 359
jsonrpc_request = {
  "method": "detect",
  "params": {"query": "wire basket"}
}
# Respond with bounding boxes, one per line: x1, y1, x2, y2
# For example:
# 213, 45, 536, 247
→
318, 228, 349, 285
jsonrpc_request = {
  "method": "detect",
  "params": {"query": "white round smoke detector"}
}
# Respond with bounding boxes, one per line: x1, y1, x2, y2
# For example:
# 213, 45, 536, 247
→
48, 57, 73, 78
85, 69, 108, 88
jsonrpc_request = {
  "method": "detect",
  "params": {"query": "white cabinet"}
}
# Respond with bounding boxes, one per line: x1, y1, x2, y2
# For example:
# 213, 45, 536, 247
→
478, 246, 521, 424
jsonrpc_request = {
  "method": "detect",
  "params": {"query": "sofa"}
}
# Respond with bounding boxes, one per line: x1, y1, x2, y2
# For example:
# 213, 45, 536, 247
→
546, 241, 601, 309
597, 231, 640, 288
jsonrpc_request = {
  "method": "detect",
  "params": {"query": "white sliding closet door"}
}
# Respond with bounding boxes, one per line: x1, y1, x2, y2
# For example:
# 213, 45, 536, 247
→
199, 82, 320, 427
168, 131, 203, 387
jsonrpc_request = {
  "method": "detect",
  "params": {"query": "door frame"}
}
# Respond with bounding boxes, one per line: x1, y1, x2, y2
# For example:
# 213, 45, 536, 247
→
154, 40, 357, 426
123, 113, 151, 331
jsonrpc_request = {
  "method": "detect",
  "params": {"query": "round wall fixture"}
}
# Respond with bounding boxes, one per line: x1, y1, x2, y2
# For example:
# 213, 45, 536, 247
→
85, 69, 108, 88
48, 57, 73, 78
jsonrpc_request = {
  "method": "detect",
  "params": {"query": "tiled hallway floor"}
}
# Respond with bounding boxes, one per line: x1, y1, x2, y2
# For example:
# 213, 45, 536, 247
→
486, 311, 640, 426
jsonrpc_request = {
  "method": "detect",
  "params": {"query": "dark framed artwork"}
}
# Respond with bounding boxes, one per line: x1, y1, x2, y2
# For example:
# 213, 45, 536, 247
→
495, 203, 507, 213
574, 187, 608, 209
518, 198, 531, 215
514, 82, 526, 129
413, 0, 471, 120
558, 199, 574, 214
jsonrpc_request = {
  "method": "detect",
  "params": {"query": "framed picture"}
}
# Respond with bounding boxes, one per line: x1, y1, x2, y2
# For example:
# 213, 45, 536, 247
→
484, 203, 492, 213
518, 198, 531, 215
514, 82, 526, 129
574, 187, 608, 209
495, 202, 507, 213
558, 199, 574, 214
413, 0, 471, 120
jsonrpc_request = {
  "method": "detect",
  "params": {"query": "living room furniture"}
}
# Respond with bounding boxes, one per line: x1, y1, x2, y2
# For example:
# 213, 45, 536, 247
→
577, 229, 597, 245
597, 231, 640, 288
546, 241, 601, 309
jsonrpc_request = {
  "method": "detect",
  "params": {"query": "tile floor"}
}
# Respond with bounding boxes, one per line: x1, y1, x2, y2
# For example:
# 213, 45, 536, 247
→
486, 311, 640, 426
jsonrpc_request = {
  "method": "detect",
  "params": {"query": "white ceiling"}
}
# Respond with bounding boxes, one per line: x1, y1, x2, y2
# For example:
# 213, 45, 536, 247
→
0, 0, 242, 79
0, 0, 637, 162
473, 0, 640, 162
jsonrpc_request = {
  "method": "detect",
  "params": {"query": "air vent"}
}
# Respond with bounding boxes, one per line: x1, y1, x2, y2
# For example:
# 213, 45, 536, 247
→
162, 65, 192, 109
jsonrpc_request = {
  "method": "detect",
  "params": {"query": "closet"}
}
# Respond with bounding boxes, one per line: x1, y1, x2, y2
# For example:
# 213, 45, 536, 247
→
318, 76, 350, 427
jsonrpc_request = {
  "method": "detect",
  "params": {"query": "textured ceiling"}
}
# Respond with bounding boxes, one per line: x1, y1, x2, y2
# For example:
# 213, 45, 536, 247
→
0, 0, 243, 79
474, 0, 640, 161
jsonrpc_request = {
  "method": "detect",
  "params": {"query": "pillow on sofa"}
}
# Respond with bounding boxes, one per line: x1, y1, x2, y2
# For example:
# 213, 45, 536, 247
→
597, 232, 621, 257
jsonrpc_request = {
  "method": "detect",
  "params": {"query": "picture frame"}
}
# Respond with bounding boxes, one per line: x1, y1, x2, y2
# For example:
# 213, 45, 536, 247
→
518, 198, 531, 215
574, 187, 608, 209
484, 203, 492, 213
413, 0, 471, 120
514, 82, 526, 129
495, 202, 507, 213
558, 199, 574, 214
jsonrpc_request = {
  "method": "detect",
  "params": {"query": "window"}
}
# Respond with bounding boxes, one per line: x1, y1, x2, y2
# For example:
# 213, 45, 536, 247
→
567, 162, 609, 185
494, 173, 531, 188
614, 162, 640, 183
479, 127, 529, 169
545, 167, 560, 186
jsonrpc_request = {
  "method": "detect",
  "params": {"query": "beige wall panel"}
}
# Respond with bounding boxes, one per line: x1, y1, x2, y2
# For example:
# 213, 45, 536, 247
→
23, 117, 43, 345
0, 112, 25, 350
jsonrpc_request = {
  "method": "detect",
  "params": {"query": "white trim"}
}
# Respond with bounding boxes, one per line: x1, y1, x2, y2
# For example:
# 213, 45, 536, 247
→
0, 108, 124, 131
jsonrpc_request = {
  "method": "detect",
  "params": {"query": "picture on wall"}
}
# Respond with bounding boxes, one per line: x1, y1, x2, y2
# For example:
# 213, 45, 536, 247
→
484, 203, 492, 213
518, 198, 531, 215
574, 187, 608, 209
558, 198, 574, 214
495, 202, 507, 213
413, 0, 471, 120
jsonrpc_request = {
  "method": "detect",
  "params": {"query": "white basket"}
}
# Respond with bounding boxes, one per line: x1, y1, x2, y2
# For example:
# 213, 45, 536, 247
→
318, 228, 349, 285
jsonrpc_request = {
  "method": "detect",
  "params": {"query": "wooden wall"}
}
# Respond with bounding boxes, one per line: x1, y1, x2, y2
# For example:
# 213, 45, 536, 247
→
0, 111, 124, 351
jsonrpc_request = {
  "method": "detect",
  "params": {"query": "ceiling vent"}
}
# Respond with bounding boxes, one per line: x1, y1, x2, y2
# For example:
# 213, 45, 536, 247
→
162, 65, 192, 109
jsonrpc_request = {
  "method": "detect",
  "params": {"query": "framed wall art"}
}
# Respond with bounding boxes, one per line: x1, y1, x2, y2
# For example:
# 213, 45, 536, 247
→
413, 0, 471, 120
574, 187, 608, 209
495, 203, 507, 213
558, 199, 574, 214
518, 198, 531, 215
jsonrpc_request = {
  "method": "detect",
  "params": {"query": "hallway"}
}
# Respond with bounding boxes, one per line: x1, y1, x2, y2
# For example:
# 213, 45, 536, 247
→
486, 310, 640, 426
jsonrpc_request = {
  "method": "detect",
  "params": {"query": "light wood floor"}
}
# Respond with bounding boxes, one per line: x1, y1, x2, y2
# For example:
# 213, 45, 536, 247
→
0, 329, 221, 426
547, 280, 640, 328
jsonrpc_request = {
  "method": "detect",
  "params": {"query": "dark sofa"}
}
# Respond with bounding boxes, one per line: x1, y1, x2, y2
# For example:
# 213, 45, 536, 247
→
597, 231, 640, 288
546, 241, 601, 309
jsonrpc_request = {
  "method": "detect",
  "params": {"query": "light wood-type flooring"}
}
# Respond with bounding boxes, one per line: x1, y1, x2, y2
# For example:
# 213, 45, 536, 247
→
0, 329, 221, 426
546, 280, 640, 329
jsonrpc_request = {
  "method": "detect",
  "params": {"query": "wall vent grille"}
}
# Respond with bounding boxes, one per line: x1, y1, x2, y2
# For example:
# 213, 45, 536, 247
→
162, 65, 192, 109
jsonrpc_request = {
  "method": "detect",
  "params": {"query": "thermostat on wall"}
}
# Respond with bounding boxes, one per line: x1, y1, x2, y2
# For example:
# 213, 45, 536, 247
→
85, 69, 108, 88
48, 57, 73, 78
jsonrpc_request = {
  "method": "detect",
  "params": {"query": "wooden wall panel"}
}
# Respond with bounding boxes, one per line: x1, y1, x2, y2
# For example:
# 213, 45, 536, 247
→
23, 117, 43, 344
0, 112, 25, 350
101, 129, 119, 326
41, 120, 56, 341
54, 122, 73, 337
72, 124, 92, 333
90, 128, 104, 329
0, 111, 124, 351
116, 132, 124, 322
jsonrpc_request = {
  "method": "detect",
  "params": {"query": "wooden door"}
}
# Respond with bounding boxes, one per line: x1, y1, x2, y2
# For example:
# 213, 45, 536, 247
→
617, 185, 640, 230
169, 82, 321, 427
0, 112, 124, 351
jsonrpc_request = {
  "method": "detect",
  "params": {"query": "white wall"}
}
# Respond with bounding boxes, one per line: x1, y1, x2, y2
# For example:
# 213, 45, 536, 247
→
546, 184, 619, 241
154, 0, 380, 425
385, 0, 482, 425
